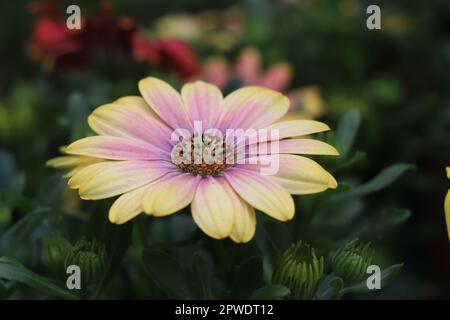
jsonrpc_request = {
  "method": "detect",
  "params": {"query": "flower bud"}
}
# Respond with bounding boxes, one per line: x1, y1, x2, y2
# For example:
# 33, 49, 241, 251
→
331, 239, 373, 284
272, 241, 324, 299
41, 234, 72, 272
65, 238, 107, 286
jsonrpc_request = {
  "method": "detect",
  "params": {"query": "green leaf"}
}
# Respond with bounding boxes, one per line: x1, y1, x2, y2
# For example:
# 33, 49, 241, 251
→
329, 163, 415, 202
0, 257, 78, 299
380, 208, 411, 228
250, 284, 290, 299
337, 110, 361, 158
142, 249, 192, 299
336, 151, 366, 169
191, 253, 213, 299
0, 207, 50, 255
341, 263, 404, 295
351, 208, 411, 238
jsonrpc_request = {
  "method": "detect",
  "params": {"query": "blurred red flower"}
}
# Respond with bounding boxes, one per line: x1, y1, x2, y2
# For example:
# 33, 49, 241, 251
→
27, 1, 200, 80
132, 34, 201, 80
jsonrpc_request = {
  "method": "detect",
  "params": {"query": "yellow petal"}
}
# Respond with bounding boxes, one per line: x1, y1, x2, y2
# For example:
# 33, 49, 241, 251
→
269, 154, 338, 194
78, 161, 169, 200
46, 155, 98, 169
191, 177, 234, 240
265, 120, 330, 140
225, 169, 294, 221
445, 190, 450, 242
68, 161, 116, 189
246, 138, 339, 156
65, 136, 168, 160
109, 184, 150, 224
142, 173, 200, 217
226, 184, 256, 243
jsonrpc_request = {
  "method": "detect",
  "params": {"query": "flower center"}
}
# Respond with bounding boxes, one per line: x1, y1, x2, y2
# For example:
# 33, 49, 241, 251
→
172, 133, 234, 176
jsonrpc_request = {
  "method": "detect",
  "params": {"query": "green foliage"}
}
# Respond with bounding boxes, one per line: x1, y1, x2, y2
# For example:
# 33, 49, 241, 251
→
0, 257, 78, 300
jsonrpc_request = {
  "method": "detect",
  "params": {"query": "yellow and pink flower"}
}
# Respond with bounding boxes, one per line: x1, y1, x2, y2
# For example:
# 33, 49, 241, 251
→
48, 77, 338, 243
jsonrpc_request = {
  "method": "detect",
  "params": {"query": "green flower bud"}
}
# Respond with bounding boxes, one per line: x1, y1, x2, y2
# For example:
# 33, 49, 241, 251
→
41, 234, 72, 272
65, 238, 107, 286
272, 241, 324, 299
331, 239, 373, 284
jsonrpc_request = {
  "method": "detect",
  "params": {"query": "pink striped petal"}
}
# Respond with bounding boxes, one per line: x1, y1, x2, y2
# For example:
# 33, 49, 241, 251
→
191, 176, 234, 239
181, 81, 223, 130
65, 136, 169, 160
88, 96, 172, 150
224, 168, 294, 221
218, 87, 290, 131
142, 172, 200, 216
138, 77, 193, 132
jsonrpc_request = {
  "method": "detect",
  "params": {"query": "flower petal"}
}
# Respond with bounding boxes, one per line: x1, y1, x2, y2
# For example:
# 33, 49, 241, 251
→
181, 81, 223, 129
218, 87, 290, 131
68, 161, 117, 189
224, 169, 294, 221
264, 120, 330, 140
243, 138, 339, 157
78, 161, 171, 200
234, 46, 261, 85
203, 56, 230, 89
268, 154, 338, 194
65, 136, 169, 160
46, 155, 99, 169
109, 184, 150, 224
259, 62, 293, 92
142, 173, 200, 216
227, 186, 256, 243
191, 176, 234, 239
445, 189, 450, 242
138, 77, 192, 131
88, 96, 172, 150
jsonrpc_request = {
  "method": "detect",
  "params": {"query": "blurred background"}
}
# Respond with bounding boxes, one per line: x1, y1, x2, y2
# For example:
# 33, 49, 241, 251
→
0, 0, 449, 299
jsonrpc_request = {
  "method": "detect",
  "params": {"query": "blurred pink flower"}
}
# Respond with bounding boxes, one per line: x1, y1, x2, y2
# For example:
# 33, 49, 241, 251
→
202, 46, 325, 119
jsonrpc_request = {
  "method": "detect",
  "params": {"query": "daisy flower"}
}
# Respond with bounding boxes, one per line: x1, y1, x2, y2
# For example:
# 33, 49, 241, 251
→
48, 77, 338, 243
